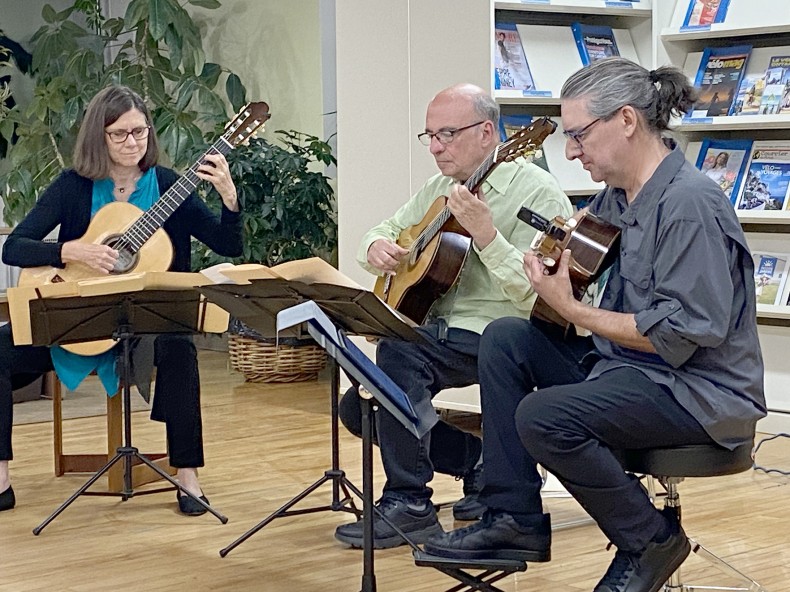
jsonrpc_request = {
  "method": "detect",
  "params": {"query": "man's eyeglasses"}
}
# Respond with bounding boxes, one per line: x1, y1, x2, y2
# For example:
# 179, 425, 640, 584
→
417, 121, 485, 146
105, 126, 151, 144
562, 118, 601, 150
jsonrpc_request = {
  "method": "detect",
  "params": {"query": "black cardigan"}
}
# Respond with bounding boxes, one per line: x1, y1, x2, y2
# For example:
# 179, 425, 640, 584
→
2, 167, 243, 272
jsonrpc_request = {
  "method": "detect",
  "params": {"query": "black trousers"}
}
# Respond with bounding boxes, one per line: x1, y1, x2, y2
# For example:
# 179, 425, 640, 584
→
338, 323, 482, 502
0, 324, 204, 467
479, 317, 714, 552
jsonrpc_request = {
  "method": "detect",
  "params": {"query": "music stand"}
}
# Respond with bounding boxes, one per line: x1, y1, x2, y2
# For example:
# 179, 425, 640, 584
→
283, 301, 435, 592
18, 289, 228, 534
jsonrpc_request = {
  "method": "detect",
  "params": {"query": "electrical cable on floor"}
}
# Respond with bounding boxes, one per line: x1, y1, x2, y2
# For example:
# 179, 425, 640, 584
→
752, 433, 790, 476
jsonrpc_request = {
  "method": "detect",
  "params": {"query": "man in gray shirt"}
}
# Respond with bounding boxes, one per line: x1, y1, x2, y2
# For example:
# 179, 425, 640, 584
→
423, 58, 766, 592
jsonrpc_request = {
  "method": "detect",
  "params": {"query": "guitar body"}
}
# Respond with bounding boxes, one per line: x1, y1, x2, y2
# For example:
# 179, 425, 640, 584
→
373, 196, 471, 324
18, 201, 174, 356
529, 212, 620, 334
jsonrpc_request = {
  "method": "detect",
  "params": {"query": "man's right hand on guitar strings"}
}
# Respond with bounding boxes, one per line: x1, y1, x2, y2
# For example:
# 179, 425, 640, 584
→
367, 238, 409, 275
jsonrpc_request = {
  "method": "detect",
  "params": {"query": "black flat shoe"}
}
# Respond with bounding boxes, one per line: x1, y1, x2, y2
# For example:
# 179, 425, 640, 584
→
177, 491, 209, 516
0, 486, 15, 512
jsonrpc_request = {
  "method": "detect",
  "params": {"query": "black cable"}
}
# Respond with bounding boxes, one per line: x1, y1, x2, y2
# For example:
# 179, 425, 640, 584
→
752, 433, 790, 476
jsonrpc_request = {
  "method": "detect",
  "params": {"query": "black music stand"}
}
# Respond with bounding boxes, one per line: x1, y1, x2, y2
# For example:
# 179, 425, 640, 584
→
19, 289, 228, 534
198, 281, 432, 591
280, 300, 436, 592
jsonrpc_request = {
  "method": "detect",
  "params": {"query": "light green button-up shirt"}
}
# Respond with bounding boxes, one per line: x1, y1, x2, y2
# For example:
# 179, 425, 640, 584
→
357, 158, 572, 334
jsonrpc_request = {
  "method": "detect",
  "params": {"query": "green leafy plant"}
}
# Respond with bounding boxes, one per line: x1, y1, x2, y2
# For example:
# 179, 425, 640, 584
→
0, 0, 246, 225
192, 130, 338, 270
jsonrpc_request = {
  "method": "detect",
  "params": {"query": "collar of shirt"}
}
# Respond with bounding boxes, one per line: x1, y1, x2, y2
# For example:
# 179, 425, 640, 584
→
478, 158, 521, 197
618, 145, 686, 228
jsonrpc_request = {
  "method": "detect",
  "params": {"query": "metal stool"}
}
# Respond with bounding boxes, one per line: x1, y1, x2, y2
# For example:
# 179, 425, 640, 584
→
615, 442, 767, 592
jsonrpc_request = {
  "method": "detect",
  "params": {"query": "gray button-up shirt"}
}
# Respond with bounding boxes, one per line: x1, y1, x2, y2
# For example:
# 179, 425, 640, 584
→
587, 145, 766, 449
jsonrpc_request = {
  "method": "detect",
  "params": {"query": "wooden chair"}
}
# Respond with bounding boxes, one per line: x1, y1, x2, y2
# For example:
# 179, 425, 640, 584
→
48, 371, 176, 492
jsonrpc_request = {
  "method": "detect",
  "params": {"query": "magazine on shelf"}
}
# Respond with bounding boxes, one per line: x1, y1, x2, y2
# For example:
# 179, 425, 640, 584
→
734, 142, 790, 212
751, 252, 790, 307
570, 23, 620, 66
688, 45, 751, 118
732, 75, 764, 116
493, 23, 536, 92
681, 0, 732, 29
695, 138, 752, 204
758, 56, 790, 115
498, 114, 549, 172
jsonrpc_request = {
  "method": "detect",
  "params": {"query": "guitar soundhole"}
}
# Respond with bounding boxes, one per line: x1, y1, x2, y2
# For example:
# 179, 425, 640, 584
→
102, 235, 139, 274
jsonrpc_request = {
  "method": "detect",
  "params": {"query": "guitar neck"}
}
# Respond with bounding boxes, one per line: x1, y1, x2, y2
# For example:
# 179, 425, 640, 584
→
115, 136, 235, 254
415, 146, 500, 247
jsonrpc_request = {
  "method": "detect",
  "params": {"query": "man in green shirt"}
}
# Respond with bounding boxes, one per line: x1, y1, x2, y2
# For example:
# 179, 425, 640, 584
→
334, 83, 572, 549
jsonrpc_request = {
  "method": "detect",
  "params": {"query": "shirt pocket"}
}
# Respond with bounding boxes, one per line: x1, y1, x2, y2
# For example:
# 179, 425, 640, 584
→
619, 257, 652, 306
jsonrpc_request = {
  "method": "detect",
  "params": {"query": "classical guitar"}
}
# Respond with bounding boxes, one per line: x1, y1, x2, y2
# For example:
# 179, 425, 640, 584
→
518, 206, 620, 335
17, 101, 271, 356
374, 117, 557, 324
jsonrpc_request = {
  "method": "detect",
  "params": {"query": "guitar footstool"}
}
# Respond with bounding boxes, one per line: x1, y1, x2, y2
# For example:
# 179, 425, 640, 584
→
413, 549, 527, 592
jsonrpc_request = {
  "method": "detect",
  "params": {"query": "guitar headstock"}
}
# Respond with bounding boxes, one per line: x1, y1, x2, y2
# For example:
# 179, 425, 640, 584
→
223, 102, 272, 147
495, 117, 557, 164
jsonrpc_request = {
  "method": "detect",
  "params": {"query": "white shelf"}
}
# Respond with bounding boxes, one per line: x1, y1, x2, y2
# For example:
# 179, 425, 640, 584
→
737, 211, 790, 225
673, 115, 790, 133
661, 23, 790, 43
757, 304, 790, 321
496, 94, 562, 106
495, 0, 652, 18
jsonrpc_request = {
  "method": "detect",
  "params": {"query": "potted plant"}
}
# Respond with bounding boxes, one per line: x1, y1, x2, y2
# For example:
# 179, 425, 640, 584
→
0, 0, 247, 224
191, 130, 338, 382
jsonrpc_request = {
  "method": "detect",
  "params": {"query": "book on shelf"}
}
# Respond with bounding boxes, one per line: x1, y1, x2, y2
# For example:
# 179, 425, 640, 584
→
732, 74, 765, 116
695, 138, 752, 204
751, 252, 790, 307
734, 142, 790, 212
758, 55, 790, 115
498, 114, 550, 172
570, 23, 620, 66
681, 0, 732, 29
493, 23, 536, 93
688, 45, 751, 118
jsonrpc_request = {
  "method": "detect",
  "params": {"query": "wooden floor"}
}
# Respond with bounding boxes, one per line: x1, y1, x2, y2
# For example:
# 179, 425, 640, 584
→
1, 351, 789, 592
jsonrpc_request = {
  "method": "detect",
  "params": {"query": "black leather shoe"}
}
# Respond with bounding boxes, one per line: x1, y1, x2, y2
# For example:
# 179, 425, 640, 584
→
177, 491, 209, 516
0, 486, 15, 512
594, 510, 690, 592
453, 465, 486, 521
334, 494, 443, 549
424, 510, 551, 562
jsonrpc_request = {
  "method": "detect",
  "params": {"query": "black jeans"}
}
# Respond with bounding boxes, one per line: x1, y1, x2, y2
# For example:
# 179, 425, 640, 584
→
479, 317, 714, 552
0, 324, 204, 467
338, 323, 482, 502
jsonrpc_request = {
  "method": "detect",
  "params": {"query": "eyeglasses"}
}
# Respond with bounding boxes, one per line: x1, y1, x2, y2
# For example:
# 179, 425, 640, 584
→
105, 126, 151, 144
417, 121, 485, 146
562, 118, 601, 150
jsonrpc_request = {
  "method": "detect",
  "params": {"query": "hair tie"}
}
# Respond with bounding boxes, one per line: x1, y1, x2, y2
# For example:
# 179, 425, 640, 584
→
648, 70, 660, 83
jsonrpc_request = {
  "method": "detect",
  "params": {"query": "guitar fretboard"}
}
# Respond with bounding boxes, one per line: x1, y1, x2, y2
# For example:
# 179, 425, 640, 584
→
113, 135, 235, 254
411, 146, 499, 255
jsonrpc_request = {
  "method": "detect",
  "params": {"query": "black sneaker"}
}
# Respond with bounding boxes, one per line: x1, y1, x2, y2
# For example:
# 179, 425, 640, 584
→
334, 494, 443, 549
423, 510, 551, 562
453, 465, 486, 521
594, 510, 691, 592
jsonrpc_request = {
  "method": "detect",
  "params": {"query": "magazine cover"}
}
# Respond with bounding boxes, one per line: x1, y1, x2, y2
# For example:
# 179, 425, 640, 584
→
493, 23, 536, 92
682, 0, 732, 29
498, 114, 549, 172
758, 56, 790, 115
735, 142, 790, 212
695, 138, 752, 203
733, 74, 765, 116
751, 252, 790, 306
570, 23, 620, 65
689, 45, 751, 118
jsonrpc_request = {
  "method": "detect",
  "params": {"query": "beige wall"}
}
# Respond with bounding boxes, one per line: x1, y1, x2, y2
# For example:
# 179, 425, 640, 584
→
191, 0, 325, 141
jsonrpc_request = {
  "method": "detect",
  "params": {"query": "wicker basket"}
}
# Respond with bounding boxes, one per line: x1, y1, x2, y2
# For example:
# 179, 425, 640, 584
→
228, 334, 327, 383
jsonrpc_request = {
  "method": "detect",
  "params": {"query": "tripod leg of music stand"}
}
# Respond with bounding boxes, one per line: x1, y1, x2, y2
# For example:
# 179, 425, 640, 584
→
129, 451, 228, 524
360, 393, 376, 592
219, 472, 335, 557
33, 450, 127, 535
